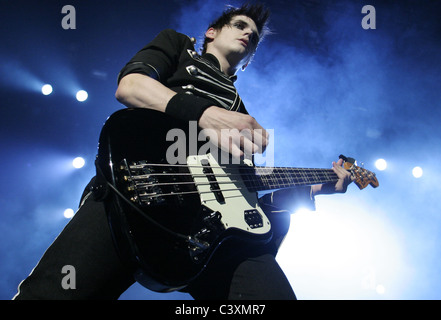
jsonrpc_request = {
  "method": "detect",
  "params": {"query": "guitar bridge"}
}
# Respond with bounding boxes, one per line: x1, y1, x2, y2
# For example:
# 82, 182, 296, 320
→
117, 159, 194, 206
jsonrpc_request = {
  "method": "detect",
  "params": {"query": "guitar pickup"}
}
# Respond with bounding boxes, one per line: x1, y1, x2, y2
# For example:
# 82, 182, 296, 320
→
201, 159, 225, 204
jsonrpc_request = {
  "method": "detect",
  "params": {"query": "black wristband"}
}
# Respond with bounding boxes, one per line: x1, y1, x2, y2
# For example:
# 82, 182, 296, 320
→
165, 93, 215, 123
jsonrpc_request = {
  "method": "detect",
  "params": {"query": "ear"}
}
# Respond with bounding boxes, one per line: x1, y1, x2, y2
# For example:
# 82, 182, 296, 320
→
205, 27, 217, 40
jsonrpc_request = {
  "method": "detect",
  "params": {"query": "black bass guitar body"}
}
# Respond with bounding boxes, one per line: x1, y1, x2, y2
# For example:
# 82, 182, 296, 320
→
95, 108, 272, 292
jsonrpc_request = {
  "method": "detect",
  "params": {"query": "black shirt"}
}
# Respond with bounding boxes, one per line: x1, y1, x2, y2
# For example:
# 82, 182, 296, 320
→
118, 28, 247, 114
117, 28, 315, 219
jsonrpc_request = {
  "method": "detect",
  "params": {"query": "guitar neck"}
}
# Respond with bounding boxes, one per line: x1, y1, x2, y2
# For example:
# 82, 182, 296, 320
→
240, 166, 338, 192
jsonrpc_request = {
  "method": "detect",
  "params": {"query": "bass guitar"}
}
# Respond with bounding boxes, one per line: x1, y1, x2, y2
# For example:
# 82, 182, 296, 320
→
94, 108, 379, 292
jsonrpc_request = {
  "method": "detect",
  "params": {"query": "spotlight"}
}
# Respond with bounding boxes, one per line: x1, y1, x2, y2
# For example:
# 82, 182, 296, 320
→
376, 284, 386, 295
64, 208, 75, 219
72, 157, 85, 169
375, 158, 387, 171
294, 207, 313, 215
412, 166, 423, 178
41, 84, 53, 95
76, 90, 88, 102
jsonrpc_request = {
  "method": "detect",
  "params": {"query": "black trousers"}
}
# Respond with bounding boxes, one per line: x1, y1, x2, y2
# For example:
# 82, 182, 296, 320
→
13, 180, 296, 300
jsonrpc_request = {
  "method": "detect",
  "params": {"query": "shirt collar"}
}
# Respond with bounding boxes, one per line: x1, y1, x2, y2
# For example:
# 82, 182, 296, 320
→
201, 53, 238, 82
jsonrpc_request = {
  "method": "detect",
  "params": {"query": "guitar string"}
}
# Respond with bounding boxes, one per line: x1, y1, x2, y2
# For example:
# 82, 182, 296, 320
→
124, 173, 339, 200
126, 171, 339, 190
127, 162, 375, 178
128, 169, 369, 201
126, 171, 339, 183
126, 164, 342, 182
128, 173, 338, 190
125, 162, 374, 179
123, 164, 341, 199
132, 178, 339, 200
128, 162, 353, 174
125, 171, 375, 200
116, 163, 373, 200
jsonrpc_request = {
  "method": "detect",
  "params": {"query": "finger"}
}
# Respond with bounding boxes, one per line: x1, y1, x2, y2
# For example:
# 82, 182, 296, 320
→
240, 129, 266, 154
246, 117, 268, 146
251, 129, 269, 153
231, 143, 244, 159
332, 164, 351, 181
335, 158, 344, 167
332, 162, 344, 174
241, 138, 259, 157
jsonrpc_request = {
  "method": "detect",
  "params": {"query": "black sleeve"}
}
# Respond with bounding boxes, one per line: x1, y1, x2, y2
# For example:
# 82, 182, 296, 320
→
117, 29, 190, 84
259, 187, 316, 213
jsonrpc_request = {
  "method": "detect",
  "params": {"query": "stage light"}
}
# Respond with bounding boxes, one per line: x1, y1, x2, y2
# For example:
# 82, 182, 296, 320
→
375, 158, 387, 171
76, 90, 88, 102
41, 84, 53, 95
72, 157, 85, 169
277, 196, 406, 300
412, 166, 423, 178
294, 207, 313, 215
376, 284, 386, 295
64, 208, 75, 219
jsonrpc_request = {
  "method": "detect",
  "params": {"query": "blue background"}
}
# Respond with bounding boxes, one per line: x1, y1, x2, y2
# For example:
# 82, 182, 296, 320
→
1, 0, 440, 300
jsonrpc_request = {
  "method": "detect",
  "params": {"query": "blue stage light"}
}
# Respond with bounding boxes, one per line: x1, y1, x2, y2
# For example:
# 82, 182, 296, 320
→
41, 84, 53, 95
375, 159, 387, 171
412, 166, 423, 178
76, 90, 88, 102
72, 157, 85, 169
63, 208, 75, 219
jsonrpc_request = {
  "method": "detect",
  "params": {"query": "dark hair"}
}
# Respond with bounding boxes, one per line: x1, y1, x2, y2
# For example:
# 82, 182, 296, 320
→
201, 3, 271, 54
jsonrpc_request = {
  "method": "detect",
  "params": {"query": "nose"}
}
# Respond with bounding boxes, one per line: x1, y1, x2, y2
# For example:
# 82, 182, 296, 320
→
244, 31, 258, 46
244, 28, 253, 37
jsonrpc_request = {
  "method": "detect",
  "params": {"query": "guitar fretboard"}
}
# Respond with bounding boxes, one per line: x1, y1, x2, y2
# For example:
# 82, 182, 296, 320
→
240, 167, 339, 192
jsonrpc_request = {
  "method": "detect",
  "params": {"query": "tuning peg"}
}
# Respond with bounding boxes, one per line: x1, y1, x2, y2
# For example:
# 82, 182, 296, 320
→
339, 154, 356, 164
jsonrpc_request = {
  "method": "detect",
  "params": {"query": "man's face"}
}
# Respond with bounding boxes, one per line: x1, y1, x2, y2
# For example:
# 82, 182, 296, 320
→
206, 15, 260, 65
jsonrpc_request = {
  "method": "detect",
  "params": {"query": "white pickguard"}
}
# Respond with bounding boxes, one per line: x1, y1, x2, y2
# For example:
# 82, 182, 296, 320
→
187, 153, 271, 234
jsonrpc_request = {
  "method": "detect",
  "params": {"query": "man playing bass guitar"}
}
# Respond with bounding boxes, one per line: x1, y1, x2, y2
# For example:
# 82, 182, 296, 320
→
14, 3, 356, 300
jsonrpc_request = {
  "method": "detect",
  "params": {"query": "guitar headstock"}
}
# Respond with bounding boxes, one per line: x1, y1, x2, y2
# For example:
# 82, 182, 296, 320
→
340, 155, 379, 190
